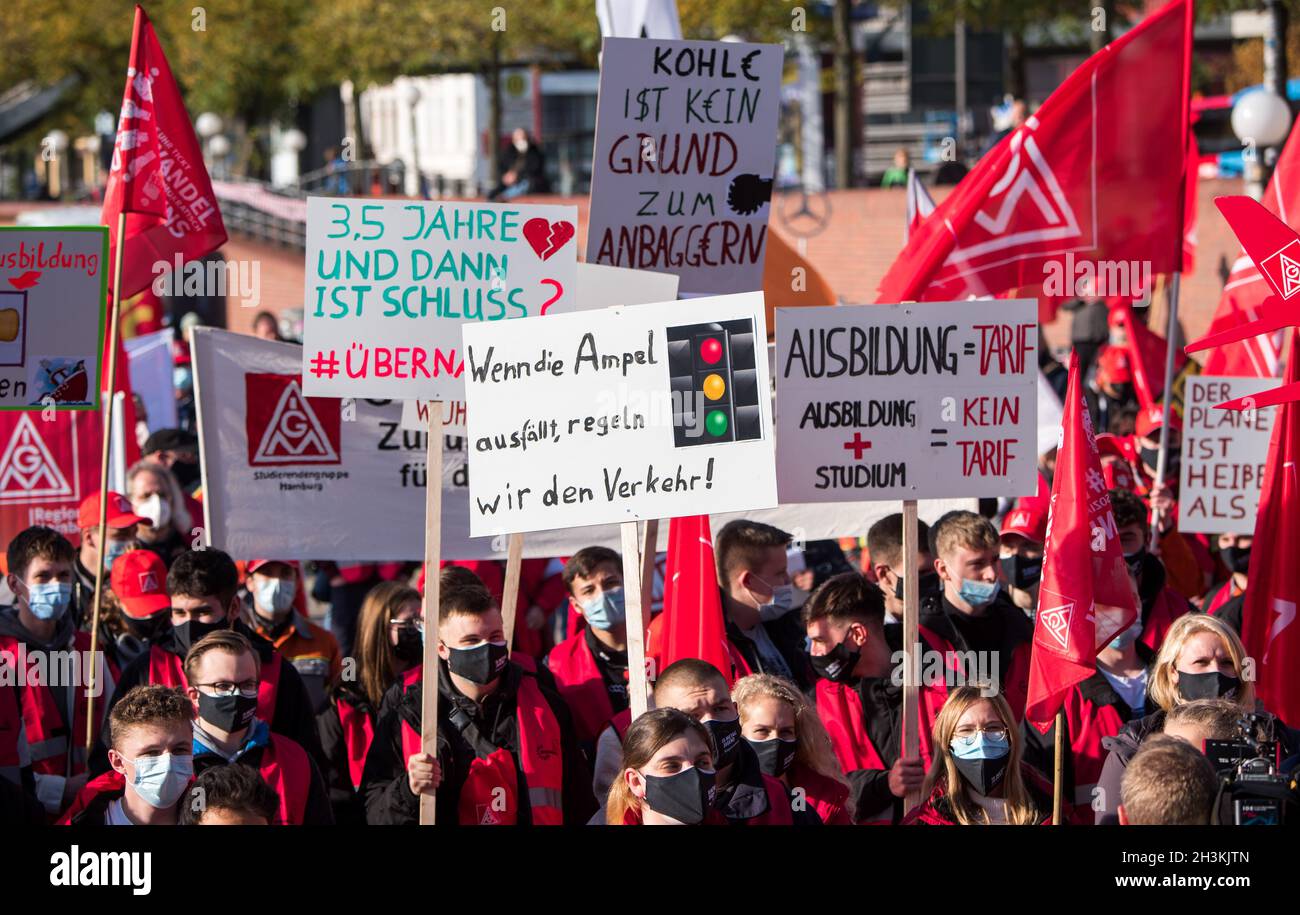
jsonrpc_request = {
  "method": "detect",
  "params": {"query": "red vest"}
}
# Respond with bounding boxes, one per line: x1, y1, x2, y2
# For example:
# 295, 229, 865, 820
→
546, 631, 613, 744
1139, 587, 1191, 652
1205, 581, 1240, 615
736, 773, 794, 825
815, 679, 892, 824
400, 664, 565, 825
0, 631, 112, 777
915, 622, 1032, 723
790, 763, 852, 826
259, 733, 312, 825
149, 643, 281, 723
0, 682, 21, 784
1061, 683, 1128, 825
56, 770, 126, 824
335, 696, 374, 790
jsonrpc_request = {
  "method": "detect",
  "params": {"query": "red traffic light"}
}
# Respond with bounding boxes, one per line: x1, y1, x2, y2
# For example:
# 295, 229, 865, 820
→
700, 337, 723, 364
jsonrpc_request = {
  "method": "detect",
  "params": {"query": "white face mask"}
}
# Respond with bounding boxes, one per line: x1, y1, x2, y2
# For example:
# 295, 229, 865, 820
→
124, 752, 193, 808
134, 493, 171, 530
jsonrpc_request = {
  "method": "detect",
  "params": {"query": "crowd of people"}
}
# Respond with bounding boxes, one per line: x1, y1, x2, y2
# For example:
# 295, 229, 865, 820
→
0, 304, 1293, 828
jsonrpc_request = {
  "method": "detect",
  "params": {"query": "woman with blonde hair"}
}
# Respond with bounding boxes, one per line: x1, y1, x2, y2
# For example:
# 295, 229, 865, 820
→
734, 673, 853, 824
316, 580, 422, 824
902, 685, 1052, 825
607, 708, 726, 825
1094, 612, 1296, 823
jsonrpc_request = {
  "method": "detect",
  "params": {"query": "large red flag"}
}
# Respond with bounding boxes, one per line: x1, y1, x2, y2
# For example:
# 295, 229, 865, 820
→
876, 0, 1192, 304
1112, 299, 1187, 411
102, 5, 227, 301
1239, 329, 1300, 726
658, 515, 739, 684
1026, 352, 1140, 730
1199, 114, 1300, 378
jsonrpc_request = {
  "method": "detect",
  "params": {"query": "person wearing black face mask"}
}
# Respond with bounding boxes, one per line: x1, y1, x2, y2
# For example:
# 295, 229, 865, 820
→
317, 582, 422, 824
104, 548, 176, 671
361, 573, 595, 825
185, 630, 333, 824
865, 513, 937, 638
607, 708, 725, 825
998, 502, 1046, 615
1200, 532, 1253, 636
90, 548, 322, 780
1109, 487, 1193, 652
804, 573, 939, 824
652, 658, 815, 825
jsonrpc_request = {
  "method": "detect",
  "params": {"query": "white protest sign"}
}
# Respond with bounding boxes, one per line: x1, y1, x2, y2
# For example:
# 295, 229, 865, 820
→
302, 197, 578, 401
125, 328, 178, 431
775, 300, 1039, 502
1178, 375, 1276, 534
586, 38, 782, 296
398, 262, 681, 435
464, 292, 777, 535
0, 227, 107, 410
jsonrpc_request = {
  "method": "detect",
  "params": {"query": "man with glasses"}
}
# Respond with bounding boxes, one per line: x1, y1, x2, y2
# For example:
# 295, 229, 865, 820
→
92, 549, 321, 775
185, 630, 332, 824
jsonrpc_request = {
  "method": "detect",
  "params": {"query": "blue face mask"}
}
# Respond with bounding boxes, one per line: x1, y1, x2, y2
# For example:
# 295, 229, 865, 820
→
254, 577, 296, 617
957, 577, 1000, 609
581, 588, 626, 631
126, 752, 193, 808
25, 581, 72, 621
103, 539, 130, 573
950, 730, 1011, 761
1108, 617, 1144, 650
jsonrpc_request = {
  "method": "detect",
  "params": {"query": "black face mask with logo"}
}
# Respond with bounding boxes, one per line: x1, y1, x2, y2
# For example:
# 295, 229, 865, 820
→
173, 618, 227, 655
747, 737, 798, 778
198, 689, 258, 733
1221, 546, 1252, 576
641, 765, 717, 825
1000, 555, 1042, 591
1177, 670, 1240, 702
446, 640, 509, 685
704, 716, 742, 770
808, 640, 861, 684
894, 571, 940, 602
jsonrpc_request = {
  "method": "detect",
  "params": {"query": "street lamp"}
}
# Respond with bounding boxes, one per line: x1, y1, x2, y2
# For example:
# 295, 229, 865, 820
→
1231, 89, 1292, 200
208, 134, 230, 179
195, 112, 223, 139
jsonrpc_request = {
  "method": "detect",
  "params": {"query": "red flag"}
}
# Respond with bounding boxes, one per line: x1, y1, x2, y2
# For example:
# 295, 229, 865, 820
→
876, 0, 1192, 304
1199, 116, 1300, 377
1239, 329, 1300, 726
658, 515, 737, 683
1025, 352, 1140, 730
1112, 299, 1186, 410
1183, 128, 1200, 273
102, 5, 227, 301
904, 168, 936, 243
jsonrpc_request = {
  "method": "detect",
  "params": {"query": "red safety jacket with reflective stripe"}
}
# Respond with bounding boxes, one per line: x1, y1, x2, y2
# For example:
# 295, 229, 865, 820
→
546, 631, 612, 745
259, 733, 312, 825
400, 665, 565, 824
56, 770, 127, 824
1061, 682, 1129, 825
0, 631, 114, 777
0, 680, 21, 785
148, 644, 281, 723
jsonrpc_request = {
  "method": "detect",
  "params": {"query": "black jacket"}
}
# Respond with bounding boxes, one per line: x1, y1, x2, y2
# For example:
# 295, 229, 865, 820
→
725, 609, 814, 691
91, 620, 322, 775
361, 659, 596, 825
716, 738, 821, 826
192, 734, 334, 825
918, 589, 1033, 685
316, 679, 378, 825
838, 674, 911, 824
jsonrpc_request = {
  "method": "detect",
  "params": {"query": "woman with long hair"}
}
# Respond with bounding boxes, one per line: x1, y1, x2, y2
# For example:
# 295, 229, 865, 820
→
903, 686, 1051, 825
316, 580, 422, 824
1095, 612, 1296, 823
606, 708, 725, 825
733, 673, 853, 824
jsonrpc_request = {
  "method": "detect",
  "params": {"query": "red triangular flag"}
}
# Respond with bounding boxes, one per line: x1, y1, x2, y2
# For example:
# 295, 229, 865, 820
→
1112, 299, 1186, 411
659, 515, 738, 684
1183, 127, 1199, 273
1240, 329, 1300, 726
1026, 351, 1140, 731
102, 5, 227, 301
876, 0, 1192, 303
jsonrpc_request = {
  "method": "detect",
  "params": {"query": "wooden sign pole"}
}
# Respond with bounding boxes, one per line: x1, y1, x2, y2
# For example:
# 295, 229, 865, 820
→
1052, 707, 1066, 825
418, 403, 444, 825
85, 212, 126, 754
639, 519, 658, 630
900, 498, 922, 813
499, 532, 524, 654
621, 521, 651, 720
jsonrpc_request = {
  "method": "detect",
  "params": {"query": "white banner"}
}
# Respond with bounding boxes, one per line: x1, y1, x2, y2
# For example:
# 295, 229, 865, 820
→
302, 197, 578, 401
464, 292, 778, 535
585, 37, 782, 296
1178, 375, 1276, 534
125, 328, 178, 432
0, 227, 107, 410
775, 300, 1039, 502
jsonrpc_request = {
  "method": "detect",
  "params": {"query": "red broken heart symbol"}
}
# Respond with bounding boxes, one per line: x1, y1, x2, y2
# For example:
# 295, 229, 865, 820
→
522, 218, 575, 261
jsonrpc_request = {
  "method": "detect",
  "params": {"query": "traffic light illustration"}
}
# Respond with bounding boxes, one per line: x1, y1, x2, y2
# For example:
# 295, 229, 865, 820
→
666, 318, 762, 447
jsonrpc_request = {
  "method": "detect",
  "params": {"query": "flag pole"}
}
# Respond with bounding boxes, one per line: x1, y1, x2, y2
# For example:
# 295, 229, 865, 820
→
900, 498, 922, 813
500, 532, 524, 654
84, 211, 126, 754
1151, 272, 1181, 542
621, 521, 651, 719
418, 403, 444, 825
1052, 707, 1066, 825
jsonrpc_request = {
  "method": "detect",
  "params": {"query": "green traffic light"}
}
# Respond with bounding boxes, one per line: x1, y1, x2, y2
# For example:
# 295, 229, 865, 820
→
706, 410, 728, 436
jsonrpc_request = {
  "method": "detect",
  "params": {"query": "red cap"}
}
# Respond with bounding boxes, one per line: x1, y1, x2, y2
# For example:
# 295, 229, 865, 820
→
1103, 460, 1137, 492
1135, 404, 1183, 439
1096, 345, 1131, 385
1000, 502, 1048, 545
110, 549, 170, 619
78, 491, 150, 531
247, 559, 299, 576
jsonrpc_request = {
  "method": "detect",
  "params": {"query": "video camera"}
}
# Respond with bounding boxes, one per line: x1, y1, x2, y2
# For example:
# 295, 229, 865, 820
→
1206, 712, 1299, 825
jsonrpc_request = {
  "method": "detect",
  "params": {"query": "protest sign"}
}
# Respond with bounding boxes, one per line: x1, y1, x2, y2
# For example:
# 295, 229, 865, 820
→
302, 197, 578, 401
0, 227, 107, 410
586, 38, 782, 296
464, 292, 777, 536
125, 328, 178, 432
775, 300, 1039, 502
1178, 375, 1276, 534
398, 263, 681, 435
